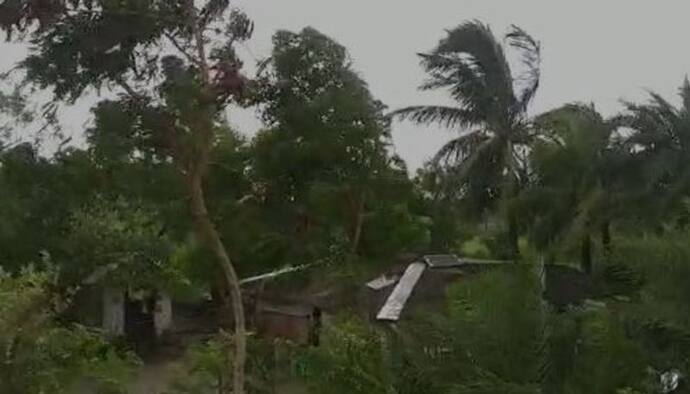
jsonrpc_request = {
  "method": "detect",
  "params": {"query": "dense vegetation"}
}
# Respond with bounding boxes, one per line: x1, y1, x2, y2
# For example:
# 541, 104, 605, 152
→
0, 1, 690, 393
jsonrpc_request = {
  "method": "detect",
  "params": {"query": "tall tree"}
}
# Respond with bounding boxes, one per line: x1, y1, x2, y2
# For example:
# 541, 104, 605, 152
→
523, 104, 629, 272
393, 21, 541, 257
618, 78, 690, 228
2, 1, 254, 391
252, 28, 421, 260
0, 143, 100, 272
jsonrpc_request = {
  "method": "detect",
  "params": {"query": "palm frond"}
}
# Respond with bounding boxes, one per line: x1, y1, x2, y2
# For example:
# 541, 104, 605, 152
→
621, 100, 678, 148
390, 105, 482, 130
435, 21, 512, 92
506, 25, 541, 114
438, 135, 505, 200
418, 52, 469, 74
621, 102, 667, 131
425, 21, 514, 117
417, 53, 493, 120
538, 103, 612, 147
647, 91, 679, 121
536, 103, 601, 124
433, 130, 489, 166
681, 76, 690, 112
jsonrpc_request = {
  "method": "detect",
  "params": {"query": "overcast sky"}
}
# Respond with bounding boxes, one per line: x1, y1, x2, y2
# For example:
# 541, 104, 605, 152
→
3, 0, 690, 170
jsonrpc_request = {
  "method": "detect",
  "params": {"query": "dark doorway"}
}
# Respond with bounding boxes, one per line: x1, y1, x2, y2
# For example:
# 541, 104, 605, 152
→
125, 293, 156, 356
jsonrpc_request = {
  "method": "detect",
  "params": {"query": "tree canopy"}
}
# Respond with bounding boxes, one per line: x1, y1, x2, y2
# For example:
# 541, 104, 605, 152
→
2, 7, 690, 393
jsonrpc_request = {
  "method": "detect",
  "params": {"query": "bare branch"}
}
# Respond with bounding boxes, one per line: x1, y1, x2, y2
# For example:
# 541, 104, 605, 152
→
114, 77, 143, 101
186, 0, 211, 86
164, 32, 201, 66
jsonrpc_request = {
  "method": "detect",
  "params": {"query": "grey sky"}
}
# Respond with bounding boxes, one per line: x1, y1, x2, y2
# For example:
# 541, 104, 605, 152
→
3, 0, 690, 170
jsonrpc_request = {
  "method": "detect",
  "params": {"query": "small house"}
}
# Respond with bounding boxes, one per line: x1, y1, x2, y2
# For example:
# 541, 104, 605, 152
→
254, 301, 321, 345
69, 264, 174, 354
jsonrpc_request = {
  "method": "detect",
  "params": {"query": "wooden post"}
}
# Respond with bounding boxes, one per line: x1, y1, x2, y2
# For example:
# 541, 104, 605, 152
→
154, 292, 173, 337
103, 287, 125, 338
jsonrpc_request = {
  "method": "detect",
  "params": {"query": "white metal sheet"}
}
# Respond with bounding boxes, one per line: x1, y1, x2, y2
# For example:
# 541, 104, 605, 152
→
366, 274, 400, 290
424, 254, 463, 268
376, 262, 426, 321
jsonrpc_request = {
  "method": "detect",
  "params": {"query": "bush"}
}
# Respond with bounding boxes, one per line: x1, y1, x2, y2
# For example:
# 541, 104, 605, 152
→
295, 265, 664, 394
545, 305, 649, 393
604, 232, 690, 384
167, 333, 292, 394
0, 267, 137, 393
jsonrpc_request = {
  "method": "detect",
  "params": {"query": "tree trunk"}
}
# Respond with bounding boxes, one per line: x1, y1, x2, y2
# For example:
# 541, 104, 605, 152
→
505, 140, 521, 261
212, 270, 231, 308
188, 174, 246, 394
183, 1, 246, 391
581, 232, 593, 274
601, 221, 611, 257
508, 212, 520, 260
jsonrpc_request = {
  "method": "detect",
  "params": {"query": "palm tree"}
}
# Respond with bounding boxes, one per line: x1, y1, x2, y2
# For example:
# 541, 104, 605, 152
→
618, 78, 690, 228
392, 21, 541, 258
524, 104, 628, 272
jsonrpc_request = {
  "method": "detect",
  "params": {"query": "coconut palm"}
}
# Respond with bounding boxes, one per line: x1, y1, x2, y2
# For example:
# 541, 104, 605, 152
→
618, 78, 690, 227
524, 104, 630, 272
393, 21, 541, 257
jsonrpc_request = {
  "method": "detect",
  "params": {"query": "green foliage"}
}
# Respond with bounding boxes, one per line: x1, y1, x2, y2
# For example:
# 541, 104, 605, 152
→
167, 334, 288, 394
618, 78, 690, 227
0, 143, 98, 272
394, 21, 542, 257
526, 104, 614, 247
250, 27, 428, 264
544, 305, 649, 394
163, 238, 211, 301
8, 5, 690, 392
298, 318, 400, 394
0, 86, 34, 142
360, 202, 431, 258
168, 336, 232, 394
442, 266, 545, 391
606, 231, 690, 377
459, 236, 491, 258
0, 267, 137, 393
519, 103, 633, 269
6, 1, 231, 101
293, 266, 667, 394
297, 268, 546, 394
609, 232, 690, 323
62, 197, 178, 288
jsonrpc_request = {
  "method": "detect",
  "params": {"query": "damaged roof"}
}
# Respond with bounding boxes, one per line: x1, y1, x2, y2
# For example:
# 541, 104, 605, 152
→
370, 255, 591, 322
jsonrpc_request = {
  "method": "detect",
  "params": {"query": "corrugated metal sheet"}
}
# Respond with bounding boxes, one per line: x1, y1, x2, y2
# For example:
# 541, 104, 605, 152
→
260, 304, 314, 318
376, 262, 426, 321
423, 254, 463, 268
239, 264, 311, 285
366, 274, 400, 290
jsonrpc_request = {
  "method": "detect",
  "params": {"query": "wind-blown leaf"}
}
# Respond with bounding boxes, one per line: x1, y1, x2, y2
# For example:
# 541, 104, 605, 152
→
432, 20, 514, 112
393, 20, 541, 255
433, 130, 490, 165
391, 105, 482, 129
681, 76, 690, 112
506, 25, 541, 114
